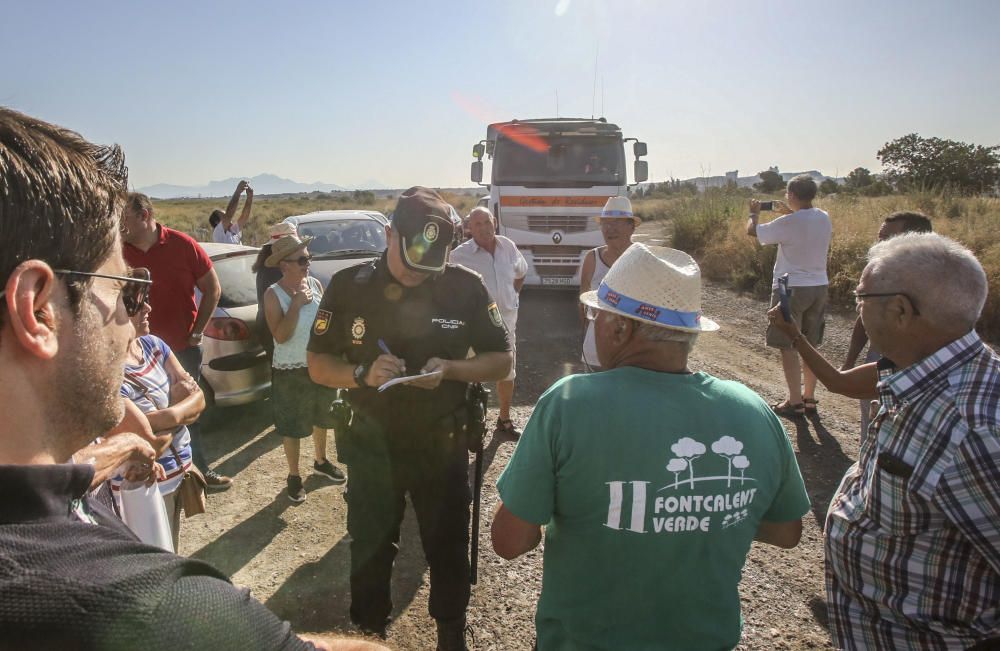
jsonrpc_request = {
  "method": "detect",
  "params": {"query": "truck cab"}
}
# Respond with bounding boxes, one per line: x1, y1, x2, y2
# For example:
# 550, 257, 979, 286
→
471, 118, 647, 287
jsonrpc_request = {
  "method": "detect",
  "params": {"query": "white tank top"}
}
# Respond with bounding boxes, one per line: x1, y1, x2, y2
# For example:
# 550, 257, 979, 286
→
582, 247, 611, 367
270, 276, 322, 369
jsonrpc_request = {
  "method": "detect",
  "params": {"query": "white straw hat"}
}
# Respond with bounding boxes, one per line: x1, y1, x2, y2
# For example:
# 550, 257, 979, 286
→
269, 222, 297, 240
580, 243, 719, 333
595, 195, 640, 224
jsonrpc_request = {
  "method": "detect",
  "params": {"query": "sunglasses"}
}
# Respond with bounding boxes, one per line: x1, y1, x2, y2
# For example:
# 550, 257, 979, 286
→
54, 267, 152, 317
283, 255, 311, 267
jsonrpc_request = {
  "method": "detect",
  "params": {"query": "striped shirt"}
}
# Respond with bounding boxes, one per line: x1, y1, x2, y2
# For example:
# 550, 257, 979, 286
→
112, 335, 192, 497
824, 330, 1000, 649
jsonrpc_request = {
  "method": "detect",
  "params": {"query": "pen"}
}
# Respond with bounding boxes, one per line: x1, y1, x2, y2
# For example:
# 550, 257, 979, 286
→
378, 338, 392, 356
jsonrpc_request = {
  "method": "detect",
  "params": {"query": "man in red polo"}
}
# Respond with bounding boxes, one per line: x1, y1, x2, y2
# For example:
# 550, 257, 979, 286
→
122, 193, 231, 489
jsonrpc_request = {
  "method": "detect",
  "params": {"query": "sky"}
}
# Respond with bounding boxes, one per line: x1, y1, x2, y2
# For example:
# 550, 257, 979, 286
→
2, 0, 998, 190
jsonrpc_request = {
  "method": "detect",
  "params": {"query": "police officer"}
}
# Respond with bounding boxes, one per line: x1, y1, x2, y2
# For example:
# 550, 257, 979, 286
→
307, 186, 512, 650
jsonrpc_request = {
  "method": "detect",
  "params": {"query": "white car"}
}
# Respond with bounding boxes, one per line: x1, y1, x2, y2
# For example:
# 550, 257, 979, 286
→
197, 243, 271, 409
283, 210, 388, 287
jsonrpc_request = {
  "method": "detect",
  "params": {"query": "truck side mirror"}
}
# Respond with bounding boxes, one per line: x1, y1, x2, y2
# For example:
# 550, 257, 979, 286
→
471, 161, 483, 184
633, 141, 647, 158
472, 143, 485, 159
634, 160, 648, 183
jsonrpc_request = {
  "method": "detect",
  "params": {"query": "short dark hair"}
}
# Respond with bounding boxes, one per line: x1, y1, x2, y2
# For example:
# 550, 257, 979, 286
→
786, 174, 818, 202
125, 192, 152, 219
884, 211, 933, 234
209, 209, 224, 228
1, 107, 127, 317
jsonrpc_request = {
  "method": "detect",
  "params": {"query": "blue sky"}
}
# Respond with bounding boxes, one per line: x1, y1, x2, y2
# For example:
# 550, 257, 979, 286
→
2, 0, 998, 189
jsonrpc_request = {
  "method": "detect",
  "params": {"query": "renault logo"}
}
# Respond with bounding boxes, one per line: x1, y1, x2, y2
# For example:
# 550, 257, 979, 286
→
552, 232, 563, 244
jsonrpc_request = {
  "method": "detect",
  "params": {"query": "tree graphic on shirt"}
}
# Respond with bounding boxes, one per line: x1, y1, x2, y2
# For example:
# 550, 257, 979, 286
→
711, 435, 744, 487
670, 437, 706, 488
665, 458, 688, 486
732, 455, 750, 484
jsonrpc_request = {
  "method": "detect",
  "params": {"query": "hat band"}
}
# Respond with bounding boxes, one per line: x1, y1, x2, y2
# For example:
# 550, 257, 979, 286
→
602, 210, 633, 217
598, 282, 701, 328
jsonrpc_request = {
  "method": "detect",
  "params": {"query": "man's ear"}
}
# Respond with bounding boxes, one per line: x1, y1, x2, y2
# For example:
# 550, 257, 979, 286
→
613, 315, 634, 344
887, 294, 917, 330
3, 261, 62, 360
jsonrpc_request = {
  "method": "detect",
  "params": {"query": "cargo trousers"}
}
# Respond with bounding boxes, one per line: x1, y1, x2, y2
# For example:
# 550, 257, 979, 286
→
343, 416, 472, 633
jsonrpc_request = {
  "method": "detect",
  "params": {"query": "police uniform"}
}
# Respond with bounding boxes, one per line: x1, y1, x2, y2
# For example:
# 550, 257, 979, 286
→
308, 250, 510, 635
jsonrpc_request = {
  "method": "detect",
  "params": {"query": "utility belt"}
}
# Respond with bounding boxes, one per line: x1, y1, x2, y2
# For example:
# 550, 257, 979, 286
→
328, 384, 489, 460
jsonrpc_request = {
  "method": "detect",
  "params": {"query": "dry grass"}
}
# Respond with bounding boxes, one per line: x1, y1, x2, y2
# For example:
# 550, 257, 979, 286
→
150, 191, 479, 245
635, 191, 1000, 340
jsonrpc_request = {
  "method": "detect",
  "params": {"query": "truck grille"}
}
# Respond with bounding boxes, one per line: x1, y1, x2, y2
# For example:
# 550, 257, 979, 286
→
526, 215, 589, 232
534, 264, 582, 276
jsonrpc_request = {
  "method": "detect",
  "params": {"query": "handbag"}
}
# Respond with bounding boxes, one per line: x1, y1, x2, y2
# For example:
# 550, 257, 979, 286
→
170, 445, 207, 517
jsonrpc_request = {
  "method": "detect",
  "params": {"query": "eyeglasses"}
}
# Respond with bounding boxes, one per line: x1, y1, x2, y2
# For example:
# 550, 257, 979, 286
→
853, 290, 920, 316
283, 255, 311, 267
54, 267, 152, 316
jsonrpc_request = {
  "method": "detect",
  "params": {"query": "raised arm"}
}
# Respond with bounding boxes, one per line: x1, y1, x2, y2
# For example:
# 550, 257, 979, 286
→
237, 184, 254, 229
767, 305, 878, 399
223, 180, 248, 228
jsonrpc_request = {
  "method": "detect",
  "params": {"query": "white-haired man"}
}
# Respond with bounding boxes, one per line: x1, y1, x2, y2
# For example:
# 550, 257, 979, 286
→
823, 233, 1000, 649
491, 243, 810, 650
449, 206, 527, 438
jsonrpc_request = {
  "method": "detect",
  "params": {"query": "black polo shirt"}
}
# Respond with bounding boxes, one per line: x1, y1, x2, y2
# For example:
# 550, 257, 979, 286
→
0, 463, 311, 650
307, 252, 511, 434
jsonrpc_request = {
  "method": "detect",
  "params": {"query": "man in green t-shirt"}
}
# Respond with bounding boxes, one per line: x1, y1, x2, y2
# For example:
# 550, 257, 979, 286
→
492, 244, 811, 650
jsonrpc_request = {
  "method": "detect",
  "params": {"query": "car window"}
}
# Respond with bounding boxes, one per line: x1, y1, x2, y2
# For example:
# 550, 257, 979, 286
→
213, 251, 259, 308
298, 219, 387, 255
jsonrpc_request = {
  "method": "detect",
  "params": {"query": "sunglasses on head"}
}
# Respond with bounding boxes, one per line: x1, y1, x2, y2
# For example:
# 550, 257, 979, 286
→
54, 267, 152, 316
283, 255, 311, 266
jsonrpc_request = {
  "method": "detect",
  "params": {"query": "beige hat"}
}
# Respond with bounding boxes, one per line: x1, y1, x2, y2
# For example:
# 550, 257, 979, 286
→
580, 243, 719, 333
265, 234, 314, 268
595, 195, 640, 224
269, 222, 297, 240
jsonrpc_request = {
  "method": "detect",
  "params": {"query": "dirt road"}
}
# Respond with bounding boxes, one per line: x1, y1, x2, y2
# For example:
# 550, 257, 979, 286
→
183, 270, 864, 650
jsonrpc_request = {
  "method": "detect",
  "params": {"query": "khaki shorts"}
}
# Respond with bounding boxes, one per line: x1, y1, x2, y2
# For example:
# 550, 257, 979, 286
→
766, 284, 827, 349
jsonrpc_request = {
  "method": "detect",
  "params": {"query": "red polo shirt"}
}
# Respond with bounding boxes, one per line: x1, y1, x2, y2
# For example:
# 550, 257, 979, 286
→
124, 225, 212, 351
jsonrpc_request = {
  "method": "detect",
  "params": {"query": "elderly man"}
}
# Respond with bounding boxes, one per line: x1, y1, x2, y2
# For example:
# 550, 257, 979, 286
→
822, 233, 1000, 649
449, 207, 527, 437
747, 174, 832, 417
122, 192, 232, 489
491, 243, 810, 650
0, 107, 383, 650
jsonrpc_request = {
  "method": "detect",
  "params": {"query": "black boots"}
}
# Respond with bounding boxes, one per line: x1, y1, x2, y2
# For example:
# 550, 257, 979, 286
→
435, 617, 469, 651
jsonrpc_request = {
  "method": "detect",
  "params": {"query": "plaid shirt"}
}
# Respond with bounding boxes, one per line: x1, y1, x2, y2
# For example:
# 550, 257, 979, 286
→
825, 330, 1000, 650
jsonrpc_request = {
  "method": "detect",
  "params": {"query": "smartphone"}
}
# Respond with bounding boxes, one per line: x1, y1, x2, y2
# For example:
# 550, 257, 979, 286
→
759, 201, 774, 211
777, 274, 792, 322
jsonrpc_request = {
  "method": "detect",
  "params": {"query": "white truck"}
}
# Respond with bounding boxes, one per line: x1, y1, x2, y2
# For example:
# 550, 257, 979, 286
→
471, 118, 647, 287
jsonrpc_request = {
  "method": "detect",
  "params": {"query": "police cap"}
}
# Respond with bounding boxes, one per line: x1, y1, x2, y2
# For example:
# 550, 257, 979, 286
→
391, 186, 456, 273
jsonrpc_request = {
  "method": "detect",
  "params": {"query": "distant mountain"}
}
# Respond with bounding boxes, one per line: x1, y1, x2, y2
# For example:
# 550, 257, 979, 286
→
138, 173, 390, 199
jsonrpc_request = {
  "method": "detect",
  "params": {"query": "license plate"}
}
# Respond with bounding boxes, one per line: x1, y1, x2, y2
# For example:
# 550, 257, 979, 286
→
541, 276, 574, 286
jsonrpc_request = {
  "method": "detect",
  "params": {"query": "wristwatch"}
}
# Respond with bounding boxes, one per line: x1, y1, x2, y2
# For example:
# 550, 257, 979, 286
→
353, 363, 370, 388
189, 332, 204, 343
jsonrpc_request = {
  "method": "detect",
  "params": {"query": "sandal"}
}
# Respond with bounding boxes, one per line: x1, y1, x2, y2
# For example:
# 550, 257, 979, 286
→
803, 398, 819, 412
494, 417, 521, 440
771, 401, 805, 417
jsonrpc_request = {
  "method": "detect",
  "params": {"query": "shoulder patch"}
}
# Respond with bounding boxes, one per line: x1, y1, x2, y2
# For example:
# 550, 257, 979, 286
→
487, 302, 504, 328
313, 309, 332, 335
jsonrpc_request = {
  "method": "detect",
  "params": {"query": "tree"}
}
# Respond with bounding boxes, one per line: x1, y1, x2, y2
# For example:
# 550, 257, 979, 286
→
877, 134, 1000, 194
732, 456, 750, 484
670, 437, 706, 487
754, 169, 785, 193
844, 167, 874, 190
666, 458, 688, 487
711, 436, 743, 487
819, 178, 840, 195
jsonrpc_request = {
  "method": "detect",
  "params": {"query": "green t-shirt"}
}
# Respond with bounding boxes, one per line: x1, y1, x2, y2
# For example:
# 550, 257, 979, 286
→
496, 367, 810, 650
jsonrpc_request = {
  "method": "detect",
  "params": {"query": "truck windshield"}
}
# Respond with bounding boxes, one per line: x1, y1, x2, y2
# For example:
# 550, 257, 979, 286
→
492, 135, 624, 187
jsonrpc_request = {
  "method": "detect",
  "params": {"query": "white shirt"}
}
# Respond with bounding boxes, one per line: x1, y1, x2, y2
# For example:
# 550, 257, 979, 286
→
755, 207, 831, 287
213, 221, 242, 245
450, 235, 527, 317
